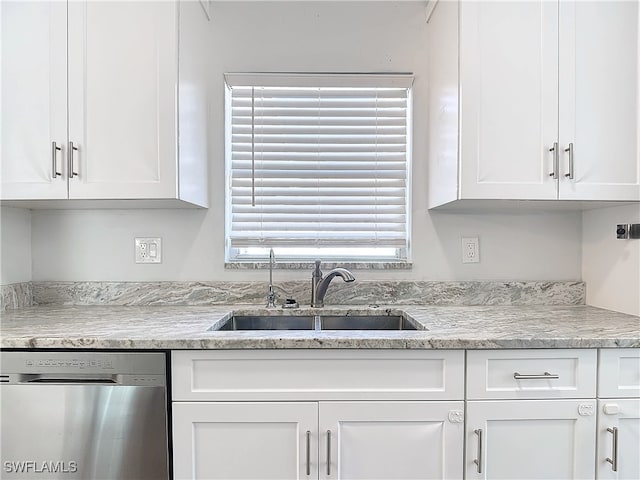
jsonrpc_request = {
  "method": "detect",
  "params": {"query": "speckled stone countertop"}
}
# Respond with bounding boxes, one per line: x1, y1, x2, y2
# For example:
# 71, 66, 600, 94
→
1, 305, 638, 349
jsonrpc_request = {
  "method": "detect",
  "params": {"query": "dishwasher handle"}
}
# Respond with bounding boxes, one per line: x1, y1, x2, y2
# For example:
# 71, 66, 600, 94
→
18, 374, 120, 384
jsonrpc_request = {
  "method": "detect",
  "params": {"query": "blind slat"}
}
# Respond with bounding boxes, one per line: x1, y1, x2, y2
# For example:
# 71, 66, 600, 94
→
232, 144, 406, 153
230, 187, 407, 196
231, 108, 407, 117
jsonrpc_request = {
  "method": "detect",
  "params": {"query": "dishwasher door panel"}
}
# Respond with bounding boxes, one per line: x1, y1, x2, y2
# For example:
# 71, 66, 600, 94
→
0, 384, 168, 479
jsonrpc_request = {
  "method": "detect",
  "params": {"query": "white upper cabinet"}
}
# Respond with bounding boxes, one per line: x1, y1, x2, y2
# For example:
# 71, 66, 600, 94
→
459, 1, 560, 201
428, 0, 640, 208
66, 1, 178, 201
1, 1, 68, 200
559, 1, 640, 201
1, 0, 209, 207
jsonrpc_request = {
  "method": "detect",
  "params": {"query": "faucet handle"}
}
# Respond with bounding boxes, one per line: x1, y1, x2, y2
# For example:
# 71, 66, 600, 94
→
314, 259, 322, 277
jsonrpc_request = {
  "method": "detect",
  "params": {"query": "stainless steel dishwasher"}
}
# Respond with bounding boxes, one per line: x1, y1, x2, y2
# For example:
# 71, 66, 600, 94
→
0, 351, 169, 479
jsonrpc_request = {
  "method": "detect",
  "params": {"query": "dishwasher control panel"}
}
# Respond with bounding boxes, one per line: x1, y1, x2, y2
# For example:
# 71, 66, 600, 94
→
24, 358, 115, 370
0, 352, 166, 376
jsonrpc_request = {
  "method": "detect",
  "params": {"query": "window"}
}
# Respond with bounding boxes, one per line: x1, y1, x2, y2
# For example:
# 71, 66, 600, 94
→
225, 73, 412, 263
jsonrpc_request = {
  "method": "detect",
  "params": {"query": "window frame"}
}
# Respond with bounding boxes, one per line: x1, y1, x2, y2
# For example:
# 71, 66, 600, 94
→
224, 73, 413, 266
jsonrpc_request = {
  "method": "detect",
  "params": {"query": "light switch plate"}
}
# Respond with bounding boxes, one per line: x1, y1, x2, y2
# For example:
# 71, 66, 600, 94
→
135, 237, 162, 264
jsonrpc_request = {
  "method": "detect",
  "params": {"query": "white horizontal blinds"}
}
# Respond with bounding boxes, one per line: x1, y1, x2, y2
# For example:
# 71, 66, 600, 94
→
227, 74, 412, 249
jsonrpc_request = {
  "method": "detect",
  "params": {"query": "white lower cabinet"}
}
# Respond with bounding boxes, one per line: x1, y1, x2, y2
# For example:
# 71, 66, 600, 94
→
172, 402, 318, 479
319, 401, 463, 479
465, 349, 598, 480
466, 400, 596, 479
171, 350, 465, 480
597, 399, 640, 479
597, 349, 640, 479
172, 400, 464, 480
171, 348, 640, 480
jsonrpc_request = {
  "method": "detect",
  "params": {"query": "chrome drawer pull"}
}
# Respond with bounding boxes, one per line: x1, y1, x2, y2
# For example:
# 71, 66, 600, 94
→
68, 141, 78, 178
305, 430, 311, 476
606, 427, 618, 472
326, 430, 331, 476
564, 143, 574, 179
51, 141, 61, 178
513, 372, 560, 380
474, 429, 483, 474
549, 142, 559, 179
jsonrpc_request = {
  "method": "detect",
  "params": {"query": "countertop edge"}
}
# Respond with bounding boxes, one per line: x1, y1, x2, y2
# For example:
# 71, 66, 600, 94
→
1, 304, 638, 350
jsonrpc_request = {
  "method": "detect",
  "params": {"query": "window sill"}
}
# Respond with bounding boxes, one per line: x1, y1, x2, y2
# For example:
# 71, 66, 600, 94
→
225, 261, 413, 271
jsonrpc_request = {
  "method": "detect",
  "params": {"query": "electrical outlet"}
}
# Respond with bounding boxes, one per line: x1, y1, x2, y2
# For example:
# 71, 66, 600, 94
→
461, 236, 480, 263
135, 237, 162, 264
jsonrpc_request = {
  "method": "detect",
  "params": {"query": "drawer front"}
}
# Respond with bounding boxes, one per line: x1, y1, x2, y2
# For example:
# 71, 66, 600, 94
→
172, 350, 464, 401
467, 349, 597, 399
599, 348, 640, 398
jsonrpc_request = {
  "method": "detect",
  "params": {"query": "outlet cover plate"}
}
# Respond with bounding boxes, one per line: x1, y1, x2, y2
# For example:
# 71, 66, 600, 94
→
461, 236, 480, 263
135, 237, 162, 264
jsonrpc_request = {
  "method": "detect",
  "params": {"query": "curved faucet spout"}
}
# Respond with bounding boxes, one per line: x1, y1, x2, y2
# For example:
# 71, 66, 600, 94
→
322, 268, 356, 284
311, 261, 355, 307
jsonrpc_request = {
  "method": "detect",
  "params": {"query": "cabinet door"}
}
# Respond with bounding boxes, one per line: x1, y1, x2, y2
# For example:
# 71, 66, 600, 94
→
466, 400, 596, 479
172, 402, 318, 480
67, 1, 178, 200
319, 401, 464, 480
597, 399, 640, 479
459, 1, 559, 200
559, 1, 640, 201
1, 1, 67, 199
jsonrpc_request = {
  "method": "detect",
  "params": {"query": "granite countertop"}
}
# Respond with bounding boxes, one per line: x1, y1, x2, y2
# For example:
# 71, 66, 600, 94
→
1, 304, 638, 349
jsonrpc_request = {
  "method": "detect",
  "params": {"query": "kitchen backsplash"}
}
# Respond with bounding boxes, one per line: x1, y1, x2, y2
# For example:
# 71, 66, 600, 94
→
1, 280, 585, 310
0, 282, 33, 310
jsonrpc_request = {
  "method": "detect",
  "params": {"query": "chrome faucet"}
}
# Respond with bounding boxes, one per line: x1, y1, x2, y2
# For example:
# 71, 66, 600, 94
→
266, 248, 277, 308
310, 260, 355, 308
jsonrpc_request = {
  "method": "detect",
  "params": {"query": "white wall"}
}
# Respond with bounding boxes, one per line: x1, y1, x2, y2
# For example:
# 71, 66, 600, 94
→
30, 1, 583, 283
582, 204, 640, 315
0, 206, 32, 284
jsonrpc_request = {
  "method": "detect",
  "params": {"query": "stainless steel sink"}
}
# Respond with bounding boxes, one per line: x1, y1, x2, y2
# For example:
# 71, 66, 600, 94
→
217, 316, 315, 331
215, 315, 418, 331
320, 315, 416, 330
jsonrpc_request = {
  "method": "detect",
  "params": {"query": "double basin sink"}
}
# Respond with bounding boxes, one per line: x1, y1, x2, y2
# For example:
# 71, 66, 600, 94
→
216, 314, 419, 331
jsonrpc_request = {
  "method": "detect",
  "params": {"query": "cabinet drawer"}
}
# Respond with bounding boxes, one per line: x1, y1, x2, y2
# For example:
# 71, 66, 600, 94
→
599, 349, 640, 398
467, 349, 596, 399
172, 350, 464, 401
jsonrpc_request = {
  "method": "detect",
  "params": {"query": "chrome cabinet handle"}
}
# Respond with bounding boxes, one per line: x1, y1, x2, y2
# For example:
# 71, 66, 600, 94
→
564, 143, 574, 179
606, 427, 618, 472
513, 372, 559, 380
51, 142, 61, 178
305, 430, 311, 476
326, 430, 331, 476
549, 142, 559, 179
474, 429, 483, 474
68, 141, 78, 179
